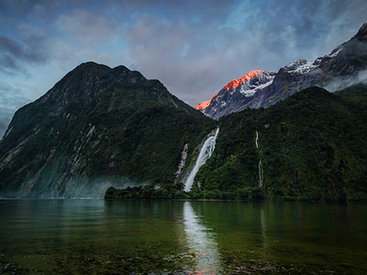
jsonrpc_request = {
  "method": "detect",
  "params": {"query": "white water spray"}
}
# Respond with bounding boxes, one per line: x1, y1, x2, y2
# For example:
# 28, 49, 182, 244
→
184, 128, 219, 192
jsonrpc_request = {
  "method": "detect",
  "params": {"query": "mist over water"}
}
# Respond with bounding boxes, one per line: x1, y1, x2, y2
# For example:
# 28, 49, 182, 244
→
61, 177, 144, 199
1, 177, 146, 199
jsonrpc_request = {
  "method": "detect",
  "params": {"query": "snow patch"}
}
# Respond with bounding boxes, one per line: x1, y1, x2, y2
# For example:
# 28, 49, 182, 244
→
239, 76, 275, 97
238, 72, 275, 97
284, 59, 318, 74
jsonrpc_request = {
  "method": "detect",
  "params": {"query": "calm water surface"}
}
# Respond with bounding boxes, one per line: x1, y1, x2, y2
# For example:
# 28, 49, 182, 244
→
0, 200, 366, 274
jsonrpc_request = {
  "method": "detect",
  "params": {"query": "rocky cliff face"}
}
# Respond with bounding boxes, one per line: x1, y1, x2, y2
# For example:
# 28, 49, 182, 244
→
197, 23, 367, 119
0, 62, 215, 198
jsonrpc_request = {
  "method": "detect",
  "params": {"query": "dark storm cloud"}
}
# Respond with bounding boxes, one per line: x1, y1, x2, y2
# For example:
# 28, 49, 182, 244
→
0, 32, 49, 74
0, 0, 366, 106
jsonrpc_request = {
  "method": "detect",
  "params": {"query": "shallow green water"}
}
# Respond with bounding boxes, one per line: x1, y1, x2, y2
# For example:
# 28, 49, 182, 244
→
0, 200, 366, 274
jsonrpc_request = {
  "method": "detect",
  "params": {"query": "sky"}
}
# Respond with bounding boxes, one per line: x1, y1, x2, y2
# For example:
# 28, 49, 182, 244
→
0, 0, 366, 135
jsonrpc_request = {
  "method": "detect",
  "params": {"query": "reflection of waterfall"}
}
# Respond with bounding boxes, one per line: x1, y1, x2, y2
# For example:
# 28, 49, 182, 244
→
259, 205, 269, 263
256, 130, 263, 187
260, 208, 267, 248
184, 128, 219, 192
183, 202, 221, 273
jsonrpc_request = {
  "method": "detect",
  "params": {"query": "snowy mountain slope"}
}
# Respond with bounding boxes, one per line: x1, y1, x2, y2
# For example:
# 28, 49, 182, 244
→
196, 22, 367, 119
195, 71, 276, 119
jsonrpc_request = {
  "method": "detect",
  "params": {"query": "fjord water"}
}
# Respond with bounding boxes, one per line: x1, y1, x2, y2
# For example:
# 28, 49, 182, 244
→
0, 200, 367, 274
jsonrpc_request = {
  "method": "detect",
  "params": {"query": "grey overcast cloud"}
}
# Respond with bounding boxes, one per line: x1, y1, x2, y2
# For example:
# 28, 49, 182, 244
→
0, 0, 366, 136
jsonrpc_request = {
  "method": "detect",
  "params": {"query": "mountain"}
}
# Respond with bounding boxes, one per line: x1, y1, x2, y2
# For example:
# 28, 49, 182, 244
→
0, 93, 30, 138
2, 24, 367, 201
195, 70, 276, 119
0, 121, 6, 138
191, 84, 367, 201
197, 22, 367, 119
0, 62, 215, 198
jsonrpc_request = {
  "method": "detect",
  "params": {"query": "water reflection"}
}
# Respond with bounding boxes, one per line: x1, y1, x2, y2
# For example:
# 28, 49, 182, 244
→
183, 201, 222, 274
1, 200, 367, 274
260, 207, 267, 251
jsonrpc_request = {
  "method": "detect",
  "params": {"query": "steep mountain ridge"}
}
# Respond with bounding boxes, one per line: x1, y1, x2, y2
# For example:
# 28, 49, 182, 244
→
0, 62, 215, 198
197, 23, 367, 119
191, 84, 367, 201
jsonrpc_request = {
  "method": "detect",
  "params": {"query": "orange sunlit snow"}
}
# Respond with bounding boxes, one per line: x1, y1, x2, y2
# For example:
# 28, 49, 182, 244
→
195, 70, 263, 110
195, 92, 219, 110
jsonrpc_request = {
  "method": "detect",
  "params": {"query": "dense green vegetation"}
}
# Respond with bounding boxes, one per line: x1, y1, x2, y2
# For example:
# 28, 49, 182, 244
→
191, 84, 367, 201
0, 62, 215, 197
1, 61, 366, 201
106, 84, 367, 201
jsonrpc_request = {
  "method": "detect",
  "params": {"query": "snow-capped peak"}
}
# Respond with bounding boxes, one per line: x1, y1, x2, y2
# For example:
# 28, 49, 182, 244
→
238, 71, 275, 97
283, 59, 318, 74
223, 70, 264, 91
195, 92, 219, 110
195, 70, 275, 110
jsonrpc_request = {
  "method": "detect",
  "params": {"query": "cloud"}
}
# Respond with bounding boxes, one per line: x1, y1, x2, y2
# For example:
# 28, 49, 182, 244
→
0, 120, 7, 139
121, 0, 367, 105
56, 9, 123, 46
124, 16, 230, 104
0, 82, 31, 138
324, 70, 367, 92
124, 14, 274, 104
230, 0, 367, 60
0, 30, 49, 74
0, 0, 367, 107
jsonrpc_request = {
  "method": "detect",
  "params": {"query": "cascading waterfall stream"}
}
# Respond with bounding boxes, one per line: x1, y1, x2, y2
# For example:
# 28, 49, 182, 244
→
184, 128, 219, 192
256, 130, 263, 187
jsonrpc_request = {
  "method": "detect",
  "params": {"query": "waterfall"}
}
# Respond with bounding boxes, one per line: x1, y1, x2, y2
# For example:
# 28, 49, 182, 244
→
174, 143, 189, 181
184, 128, 219, 192
256, 130, 263, 187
